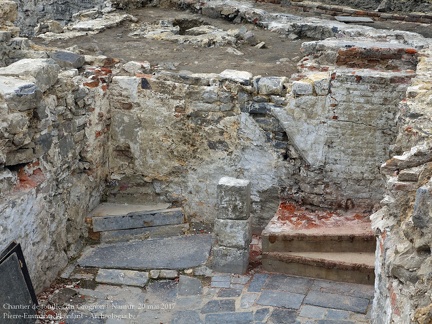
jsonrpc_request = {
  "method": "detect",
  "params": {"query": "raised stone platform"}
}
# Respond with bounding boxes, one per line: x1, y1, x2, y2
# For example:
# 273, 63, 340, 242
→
262, 204, 375, 253
262, 203, 376, 284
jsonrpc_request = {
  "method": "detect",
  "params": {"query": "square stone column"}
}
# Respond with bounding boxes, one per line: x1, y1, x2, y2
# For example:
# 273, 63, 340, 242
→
211, 177, 251, 274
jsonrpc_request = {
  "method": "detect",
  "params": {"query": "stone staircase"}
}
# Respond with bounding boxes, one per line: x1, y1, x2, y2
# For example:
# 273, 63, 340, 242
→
261, 202, 376, 285
77, 202, 212, 274
86, 202, 190, 243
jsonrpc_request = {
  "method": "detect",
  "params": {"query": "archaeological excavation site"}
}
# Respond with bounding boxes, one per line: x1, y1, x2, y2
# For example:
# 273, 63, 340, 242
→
1, 0, 432, 322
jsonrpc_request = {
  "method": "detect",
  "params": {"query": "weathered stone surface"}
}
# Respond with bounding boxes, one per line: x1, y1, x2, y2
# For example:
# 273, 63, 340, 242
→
96, 269, 149, 287
201, 299, 235, 313
0, 1, 17, 24
372, 46, 432, 321
15, 0, 106, 36
211, 246, 249, 274
255, 76, 287, 95
292, 80, 313, 96
159, 270, 179, 279
205, 312, 254, 324
267, 308, 297, 324
0, 59, 60, 92
219, 69, 253, 85
129, 20, 238, 47
0, 76, 42, 111
171, 310, 203, 324
1, 2, 431, 316
99, 223, 189, 242
214, 219, 252, 248
305, 291, 369, 313
92, 208, 184, 232
123, 60, 151, 74
257, 290, 304, 309
335, 16, 374, 23
217, 177, 251, 220
178, 275, 202, 296
50, 51, 85, 69
34, 20, 64, 35
412, 185, 432, 229
78, 235, 212, 270
149, 270, 160, 279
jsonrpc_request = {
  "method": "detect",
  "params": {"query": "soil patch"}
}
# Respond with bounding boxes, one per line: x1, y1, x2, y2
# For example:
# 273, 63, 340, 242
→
33, 7, 305, 77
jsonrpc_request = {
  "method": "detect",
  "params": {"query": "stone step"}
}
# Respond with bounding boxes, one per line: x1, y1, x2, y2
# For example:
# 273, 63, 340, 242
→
99, 223, 190, 243
77, 234, 212, 270
262, 224, 375, 253
262, 204, 376, 253
88, 203, 184, 232
262, 251, 375, 285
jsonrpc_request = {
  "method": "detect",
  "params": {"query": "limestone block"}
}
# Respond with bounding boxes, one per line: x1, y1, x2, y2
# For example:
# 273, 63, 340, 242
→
398, 165, 429, 182
50, 51, 85, 69
0, 1, 17, 24
0, 31, 11, 43
0, 59, 60, 92
34, 20, 64, 35
381, 143, 432, 175
6, 113, 28, 134
217, 177, 251, 220
311, 74, 330, 95
0, 169, 17, 195
255, 77, 287, 95
193, 265, 213, 277
211, 246, 249, 274
214, 218, 252, 248
159, 270, 179, 279
122, 61, 151, 74
71, 13, 137, 32
149, 270, 160, 279
5, 148, 34, 166
220, 69, 253, 85
0, 76, 42, 111
96, 269, 149, 287
201, 87, 219, 103
412, 185, 432, 229
292, 81, 313, 96
10, 37, 31, 50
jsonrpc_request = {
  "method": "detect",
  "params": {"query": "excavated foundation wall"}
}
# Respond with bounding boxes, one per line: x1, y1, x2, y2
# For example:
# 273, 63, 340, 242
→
12, 0, 107, 36
371, 47, 432, 324
2, 1, 432, 321
0, 2, 111, 291
106, 40, 417, 232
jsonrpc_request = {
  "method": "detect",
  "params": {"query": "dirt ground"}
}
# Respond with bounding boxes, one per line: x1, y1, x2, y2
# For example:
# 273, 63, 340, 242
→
32, 4, 432, 77
33, 7, 303, 77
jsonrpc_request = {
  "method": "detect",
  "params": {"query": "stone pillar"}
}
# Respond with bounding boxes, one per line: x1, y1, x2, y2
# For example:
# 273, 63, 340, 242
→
211, 177, 251, 274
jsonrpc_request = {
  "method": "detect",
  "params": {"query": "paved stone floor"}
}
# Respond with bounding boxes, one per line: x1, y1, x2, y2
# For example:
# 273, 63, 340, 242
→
40, 269, 373, 324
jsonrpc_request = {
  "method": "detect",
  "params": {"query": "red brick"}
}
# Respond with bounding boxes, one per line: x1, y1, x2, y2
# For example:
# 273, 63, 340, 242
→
84, 80, 100, 88
405, 48, 418, 55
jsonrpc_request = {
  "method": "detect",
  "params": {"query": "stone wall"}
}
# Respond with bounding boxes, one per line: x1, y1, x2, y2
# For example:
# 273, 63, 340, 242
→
106, 70, 291, 232
11, 0, 107, 36
371, 47, 432, 324
277, 40, 417, 209
2, 1, 432, 316
0, 7, 111, 290
106, 39, 416, 231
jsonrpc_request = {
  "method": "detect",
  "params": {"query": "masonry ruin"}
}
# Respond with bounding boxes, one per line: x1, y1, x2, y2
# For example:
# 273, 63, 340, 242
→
1, 0, 432, 322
